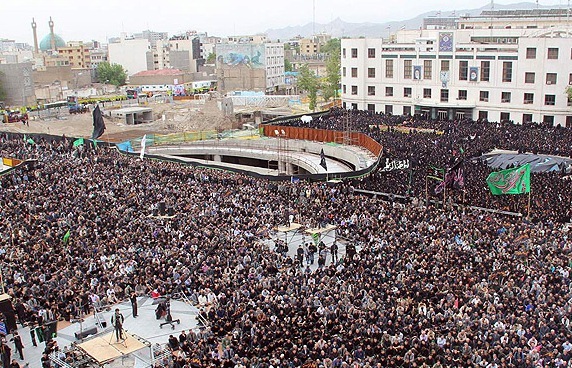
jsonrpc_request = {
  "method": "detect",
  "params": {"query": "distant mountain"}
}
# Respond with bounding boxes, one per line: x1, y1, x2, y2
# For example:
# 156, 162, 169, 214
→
265, 2, 557, 40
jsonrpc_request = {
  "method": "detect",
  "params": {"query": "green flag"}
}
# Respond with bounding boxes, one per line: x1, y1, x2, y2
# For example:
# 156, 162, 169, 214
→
27, 137, 35, 145
486, 164, 531, 195
62, 230, 71, 244
312, 233, 320, 245
73, 138, 84, 147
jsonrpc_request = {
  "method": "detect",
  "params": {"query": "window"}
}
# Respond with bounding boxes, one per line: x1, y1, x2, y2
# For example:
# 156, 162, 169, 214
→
479, 111, 488, 120
523, 114, 533, 123
546, 73, 557, 85
351, 85, 358, 95
500, 112, 511, 121
480, 91, 489, 102
543, 115, 554, 125
368, 48, 376, 58
423, 88, 432, 98
404, 87, 412, 97
459, 61, 468, 81
351, 48, 358, 58
403, 106, 412, 115
525, 72, 535, 84
367, 104, 375, 112
424, 60, 432, 79
569, 73, 572, 85
351, 68, 358, 78
547, 48, 559, 59
567, 116, 572, 128
351, 103, 357, 109
385, 59, 394, 78
524, 93, 534, 104
480, 61, 490, 82
440, 89, 449, 102
502, 62, 512, 82
440, 60, 450, 72
385, 87, 393, 96
526, 47, 536, 59
385, 105, 393, 114
368, 68, 375, 78
342, 67, 346, 77
342, 85, 346, 94
458, 90, 467, 100
342, 48, 346, 58
368, 86, 376, 96
545, 94, 556, 105
404, 60, 412, 79
501, 92, 511, 103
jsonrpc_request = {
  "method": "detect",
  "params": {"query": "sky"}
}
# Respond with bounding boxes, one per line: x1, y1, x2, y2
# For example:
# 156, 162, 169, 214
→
2, 0, 570, 45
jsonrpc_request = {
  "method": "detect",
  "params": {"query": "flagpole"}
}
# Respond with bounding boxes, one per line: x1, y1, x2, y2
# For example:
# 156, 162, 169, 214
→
425, 175, 429, 206
443, 170, 447, 210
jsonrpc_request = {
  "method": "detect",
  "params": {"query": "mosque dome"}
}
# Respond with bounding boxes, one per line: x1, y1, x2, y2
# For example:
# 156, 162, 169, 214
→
39, 33, 66, 51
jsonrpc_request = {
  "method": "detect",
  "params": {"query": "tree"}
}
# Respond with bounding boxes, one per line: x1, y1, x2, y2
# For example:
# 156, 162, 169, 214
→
207, 52, 216, 64
297, 64, 320, 112
320, 38, 341, 56
323, 50, 341, 102
284, 59, 293, 72
567, 86, 572, 105
96, 62, 127, 86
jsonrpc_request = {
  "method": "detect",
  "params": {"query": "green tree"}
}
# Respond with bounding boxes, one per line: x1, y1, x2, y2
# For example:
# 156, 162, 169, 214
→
96, 62, 127, 86
323, 50, 340, 102
297, 64, 320, 112
284, 59, 293, 72
320, 38, 341, 56
567, 86, 572, 104
207, 52, 216, 64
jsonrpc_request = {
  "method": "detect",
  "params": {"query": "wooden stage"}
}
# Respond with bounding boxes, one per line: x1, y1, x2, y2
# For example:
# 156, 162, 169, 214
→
77, 331, 148, 365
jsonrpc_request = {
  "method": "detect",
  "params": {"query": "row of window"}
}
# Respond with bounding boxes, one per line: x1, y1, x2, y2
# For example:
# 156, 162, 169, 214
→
344, 85, 568, 106
344, 59, 572, 85
344, 46, 571, 60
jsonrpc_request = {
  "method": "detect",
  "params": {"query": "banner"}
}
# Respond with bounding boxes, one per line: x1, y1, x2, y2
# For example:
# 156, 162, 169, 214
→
486, 164, 531, 195
439, 33, 453, 52
312, 233, 320, 245
379, 158, 410, 172
469, 67, 479, 82
413, 66, 422, 80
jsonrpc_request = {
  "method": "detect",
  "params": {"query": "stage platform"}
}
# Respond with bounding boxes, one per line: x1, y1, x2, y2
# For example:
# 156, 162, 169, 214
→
77, 331, 148, 365
274, 222, 303, 232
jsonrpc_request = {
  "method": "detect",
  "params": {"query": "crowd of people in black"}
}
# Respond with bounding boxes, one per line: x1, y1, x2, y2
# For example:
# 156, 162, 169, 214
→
0, 116, 570, 368
280, 108, 572, 224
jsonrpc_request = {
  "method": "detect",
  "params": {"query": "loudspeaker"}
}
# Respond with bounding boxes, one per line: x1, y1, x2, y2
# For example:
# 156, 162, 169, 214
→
158, 202, 166, 216
0, 295, 17, 333
75, 326, 97, 340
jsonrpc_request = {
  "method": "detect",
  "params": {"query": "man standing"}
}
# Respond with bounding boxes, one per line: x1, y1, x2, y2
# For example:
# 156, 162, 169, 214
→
330, 241, 339, 264
10, 331, 24, 360
130, 293, 138, 318
110, 309, 124, 342
0, 339, 12, 368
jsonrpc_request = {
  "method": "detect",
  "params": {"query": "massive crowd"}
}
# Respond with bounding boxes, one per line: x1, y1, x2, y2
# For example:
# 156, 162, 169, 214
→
280, 109, 572, 223
0, 116, 570, 368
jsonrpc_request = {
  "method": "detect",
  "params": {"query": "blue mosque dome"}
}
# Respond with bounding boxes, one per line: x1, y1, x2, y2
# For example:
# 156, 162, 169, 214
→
39, 33, 66, 51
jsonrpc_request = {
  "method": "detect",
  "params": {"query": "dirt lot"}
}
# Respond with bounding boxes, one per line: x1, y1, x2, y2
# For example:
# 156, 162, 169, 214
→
0, 99, 233, 143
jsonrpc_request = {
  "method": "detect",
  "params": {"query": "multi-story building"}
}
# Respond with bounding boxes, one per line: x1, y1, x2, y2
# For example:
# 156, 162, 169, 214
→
108, 36, 151, 76
57, 41, 91, 69
216, 43, 285, 93
341, 8, 572, 127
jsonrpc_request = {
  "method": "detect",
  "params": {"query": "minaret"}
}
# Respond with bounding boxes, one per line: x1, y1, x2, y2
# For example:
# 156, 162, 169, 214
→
49, 16, 56, 51
31, 18, 39, 53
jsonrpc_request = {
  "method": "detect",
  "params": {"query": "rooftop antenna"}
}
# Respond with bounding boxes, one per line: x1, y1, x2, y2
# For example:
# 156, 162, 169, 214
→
313, 0, 316, 37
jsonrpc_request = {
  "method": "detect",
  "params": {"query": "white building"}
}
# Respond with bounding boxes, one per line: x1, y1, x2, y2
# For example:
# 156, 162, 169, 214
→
108, 37, 150, 76
341, 8, 572, 127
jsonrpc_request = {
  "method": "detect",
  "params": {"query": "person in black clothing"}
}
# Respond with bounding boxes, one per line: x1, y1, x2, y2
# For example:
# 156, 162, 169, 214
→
130, 293, 138, 318
10, 331, 23, 360
330, 241, 339, 264
110, 309, 124, 342
296, 245, 304, 267
1, 340, 12, 368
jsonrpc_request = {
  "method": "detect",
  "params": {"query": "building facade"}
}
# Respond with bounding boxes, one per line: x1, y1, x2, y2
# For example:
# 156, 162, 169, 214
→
341, 9, 572, 126
57, 41, 91, 69
108, 37, 150, 76
216, 43, 285, 93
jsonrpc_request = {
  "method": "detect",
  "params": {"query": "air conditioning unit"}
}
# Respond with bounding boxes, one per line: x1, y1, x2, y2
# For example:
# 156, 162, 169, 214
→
482, 98, 489, 102
524, 100, 533, 104
546, 81, 553, 85
501, 99, 510, 103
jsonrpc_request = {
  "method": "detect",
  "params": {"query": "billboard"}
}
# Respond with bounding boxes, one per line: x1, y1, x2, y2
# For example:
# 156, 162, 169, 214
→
216, 44, 266, 69
439, 33, 453, 52
469, 67, 479, 82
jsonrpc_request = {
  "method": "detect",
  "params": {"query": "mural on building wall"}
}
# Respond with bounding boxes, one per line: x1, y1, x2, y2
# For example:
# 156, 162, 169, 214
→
216, 44, 265, 69
439, 33, 453, 52
469, 67, 479, 82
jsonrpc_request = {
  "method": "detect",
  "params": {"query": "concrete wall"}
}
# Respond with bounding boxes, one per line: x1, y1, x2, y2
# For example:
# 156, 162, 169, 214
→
128, 73, 190, 86
33, 65, 72, 86
0, 62, 35, 106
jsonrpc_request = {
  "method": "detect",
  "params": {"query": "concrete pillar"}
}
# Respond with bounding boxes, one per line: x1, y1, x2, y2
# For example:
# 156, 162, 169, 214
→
213, 154, 222, 162
287, 162, 295, 175
431, 108, 437, 120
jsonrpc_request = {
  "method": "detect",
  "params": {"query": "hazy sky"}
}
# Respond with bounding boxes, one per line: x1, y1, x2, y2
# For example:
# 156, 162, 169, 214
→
3, 0, 570, 44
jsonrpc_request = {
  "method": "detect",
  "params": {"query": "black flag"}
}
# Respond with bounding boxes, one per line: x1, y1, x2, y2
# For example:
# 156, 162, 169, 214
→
320, 149, 328, 171
92, 105, 106, 139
